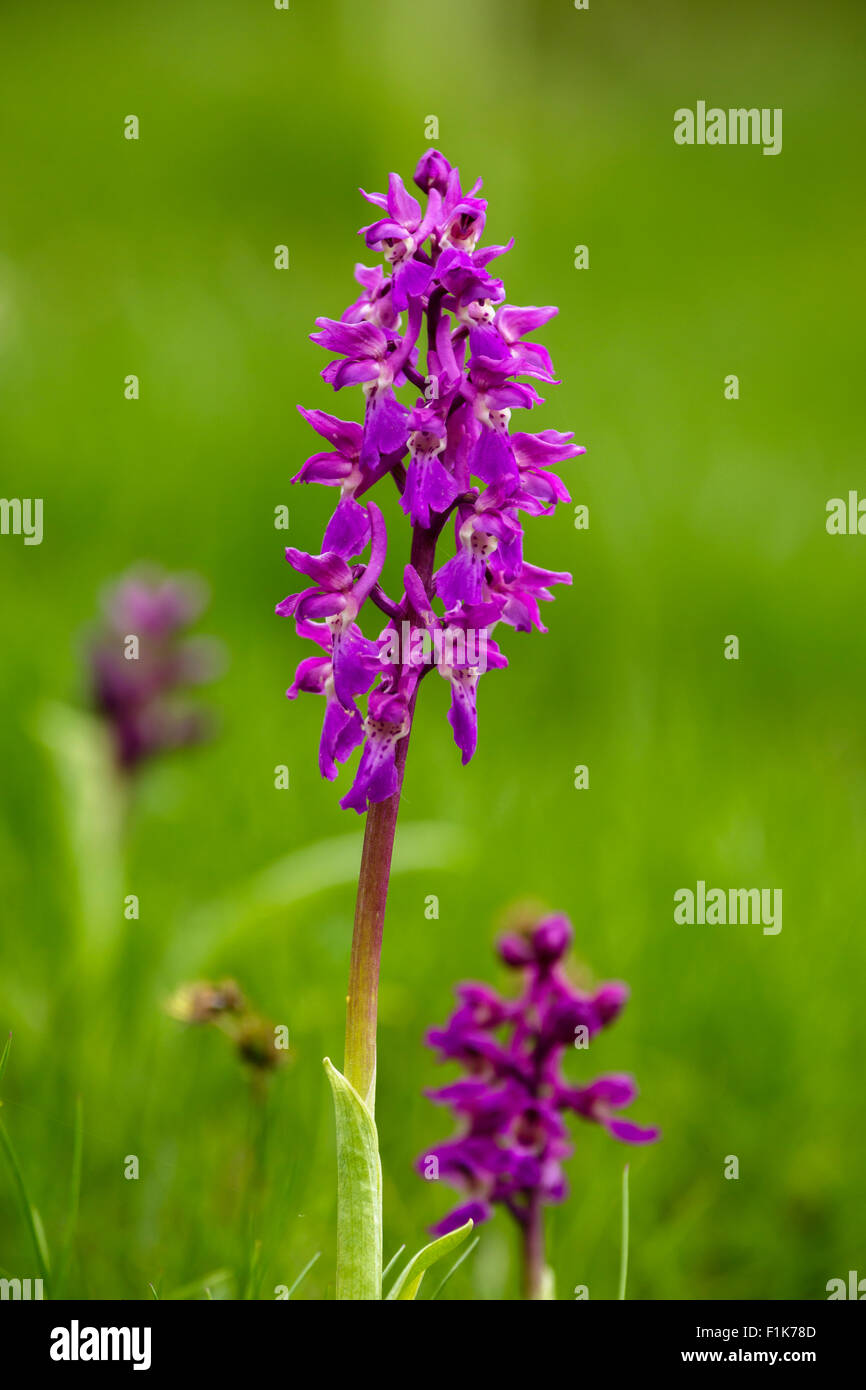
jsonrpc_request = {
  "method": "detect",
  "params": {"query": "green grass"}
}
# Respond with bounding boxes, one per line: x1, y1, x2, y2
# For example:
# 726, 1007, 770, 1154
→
0, 0, 864, 1299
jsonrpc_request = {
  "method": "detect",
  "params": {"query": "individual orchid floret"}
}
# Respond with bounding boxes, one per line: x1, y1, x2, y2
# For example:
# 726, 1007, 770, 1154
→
469, 305, 560, 383
360, 173, 441, 309
286, 617, 373, 780
342, 263, 400, 332
291, 408, 364, 491
436, 247, 505, 324
466, 380, 544, 486
434, 503, 514, 609
486, 560, 573, 634
311, 317, 397, 391
413, 149, 453, 197
277, 502, 387, 708
438, 167, 488, 253
418, 910, 659, 1291
291, 408, 372, 556
278, 154, 584, 813
402, 403, 460, 527
439, 604, 508, 764
339, 684, 412, 814
511, 429, 583, 511
401, 564, 507, 764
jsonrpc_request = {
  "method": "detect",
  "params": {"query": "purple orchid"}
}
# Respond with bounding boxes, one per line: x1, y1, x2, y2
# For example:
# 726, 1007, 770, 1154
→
277, 152, 584, 815
359, 173, 441, 310
418, 911, 659, 1297
87, 569, 220, 772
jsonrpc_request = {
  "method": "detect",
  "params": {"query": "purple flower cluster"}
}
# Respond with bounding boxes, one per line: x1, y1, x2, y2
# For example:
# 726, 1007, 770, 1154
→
278, 152, 584, 814
418, 912, 659, 1237
87, 570, 219, 771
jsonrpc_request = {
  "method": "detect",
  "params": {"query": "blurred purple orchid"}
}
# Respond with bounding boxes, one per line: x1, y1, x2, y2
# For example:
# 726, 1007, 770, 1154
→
88, 569, 220, 772
418, 911, 659, 1296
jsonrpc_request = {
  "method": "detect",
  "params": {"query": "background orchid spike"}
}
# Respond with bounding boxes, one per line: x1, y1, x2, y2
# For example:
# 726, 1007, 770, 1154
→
277, 151, 585, 814
87, 568, 221, 772
418, 910, 659, 1297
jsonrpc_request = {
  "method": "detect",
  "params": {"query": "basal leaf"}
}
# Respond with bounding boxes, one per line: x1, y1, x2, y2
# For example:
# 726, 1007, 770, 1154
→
385, 1219, 474, 1301
324, 1058, 382, 1300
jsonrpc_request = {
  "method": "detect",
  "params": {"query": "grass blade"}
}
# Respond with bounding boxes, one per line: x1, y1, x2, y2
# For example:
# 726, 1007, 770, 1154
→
164, 1268, 233, 1300
617, 1162, 630, 1300
382, 1244, 405, 1283
0, 1119, 51, 1286
285, 1250, 321, 1299
428, 1235, 480, 1301
0, 1035, 51, 1288
56, 1095, 84, 1294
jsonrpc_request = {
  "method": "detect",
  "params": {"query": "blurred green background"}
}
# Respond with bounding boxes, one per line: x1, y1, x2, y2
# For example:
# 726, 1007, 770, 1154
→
1, 0, 864, 1300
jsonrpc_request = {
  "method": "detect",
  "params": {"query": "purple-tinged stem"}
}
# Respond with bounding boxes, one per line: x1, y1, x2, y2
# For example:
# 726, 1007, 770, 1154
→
521, 1194, 547, 1301
343, 748, 409, 1112
342, 525, 437, 1113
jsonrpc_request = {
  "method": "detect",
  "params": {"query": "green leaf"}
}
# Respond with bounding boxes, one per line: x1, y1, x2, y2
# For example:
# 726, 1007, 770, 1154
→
386, 1219, 474, 1301
35, 702, 126, 954
324, 1058, 382, 1300
171, 821, 469, 975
